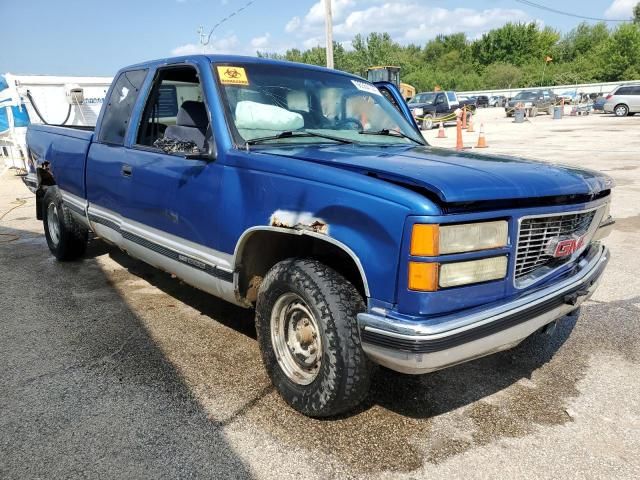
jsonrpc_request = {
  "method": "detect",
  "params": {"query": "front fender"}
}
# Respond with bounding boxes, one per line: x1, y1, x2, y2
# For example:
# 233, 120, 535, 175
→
220, 155, 419, 304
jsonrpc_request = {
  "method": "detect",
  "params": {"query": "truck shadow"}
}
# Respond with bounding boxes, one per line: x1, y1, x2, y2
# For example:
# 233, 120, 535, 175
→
0, 227, 255, 479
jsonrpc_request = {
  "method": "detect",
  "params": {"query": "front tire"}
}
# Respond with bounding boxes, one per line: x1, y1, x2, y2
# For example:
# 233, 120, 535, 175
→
422, 114, 434, 130
43, 187, 88, 260
256, 258, 373, 417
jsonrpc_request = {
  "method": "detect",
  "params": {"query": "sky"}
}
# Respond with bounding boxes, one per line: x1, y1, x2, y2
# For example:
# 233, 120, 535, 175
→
0, 0, 636, 76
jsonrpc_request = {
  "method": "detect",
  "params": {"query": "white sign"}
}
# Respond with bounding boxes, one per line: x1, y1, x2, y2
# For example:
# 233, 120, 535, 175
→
351, 80, 382, 97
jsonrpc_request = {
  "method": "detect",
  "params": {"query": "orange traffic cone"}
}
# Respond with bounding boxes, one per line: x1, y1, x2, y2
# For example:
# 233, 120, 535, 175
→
476, 123, 488, 148
461, 105, 467, 129
467, 115, 474, 132
455, 119, 464, 151
437, 122, 446, 138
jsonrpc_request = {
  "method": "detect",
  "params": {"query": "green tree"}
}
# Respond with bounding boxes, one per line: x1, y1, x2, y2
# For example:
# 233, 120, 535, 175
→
634, 2, 640, 24
483, 63, 523, 88
472, 22, 555, 66
599, 23, 640, 81
557, 22, 609, 62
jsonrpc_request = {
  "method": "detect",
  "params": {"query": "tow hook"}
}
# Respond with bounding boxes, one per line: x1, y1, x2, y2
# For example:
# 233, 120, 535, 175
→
540, 320, 558, 336
563, 288, 589, 306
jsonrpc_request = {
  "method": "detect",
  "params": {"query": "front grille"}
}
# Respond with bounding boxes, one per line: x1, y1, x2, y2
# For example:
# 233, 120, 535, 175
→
515, 210, 597, 280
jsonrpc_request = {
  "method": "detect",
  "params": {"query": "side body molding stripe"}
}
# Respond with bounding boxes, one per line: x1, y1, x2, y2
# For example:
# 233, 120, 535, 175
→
86, 211, 235, 284
59, 189, 368, 306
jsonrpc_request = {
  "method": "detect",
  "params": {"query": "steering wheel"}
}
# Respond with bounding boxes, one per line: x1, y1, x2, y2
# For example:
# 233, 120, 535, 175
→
335, 118, 363, 131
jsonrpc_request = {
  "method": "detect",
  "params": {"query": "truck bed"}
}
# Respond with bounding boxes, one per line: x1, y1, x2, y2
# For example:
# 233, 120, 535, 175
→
26, 124, 94, 198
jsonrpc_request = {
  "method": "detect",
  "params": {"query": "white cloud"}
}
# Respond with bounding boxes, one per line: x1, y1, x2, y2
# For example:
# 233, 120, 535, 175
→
251, 33, 271, 48
172, 32, 292, 57
171, 34, 240, 55
285, 1, 533, 45
604, 0, 635, 19
303, 37, 324, 49
285, 16, 301, 33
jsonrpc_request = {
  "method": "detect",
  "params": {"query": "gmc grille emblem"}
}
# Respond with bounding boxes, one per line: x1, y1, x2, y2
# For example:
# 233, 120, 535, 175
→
547, 235, 585, 258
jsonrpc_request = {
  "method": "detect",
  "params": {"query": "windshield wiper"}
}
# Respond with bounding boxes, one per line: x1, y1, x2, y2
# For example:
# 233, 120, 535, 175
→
358, 128, 424, 145
246, 130, 354, 146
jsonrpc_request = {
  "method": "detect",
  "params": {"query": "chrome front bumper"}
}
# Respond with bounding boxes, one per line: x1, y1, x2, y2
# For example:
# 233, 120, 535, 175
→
358, 244, 609, 374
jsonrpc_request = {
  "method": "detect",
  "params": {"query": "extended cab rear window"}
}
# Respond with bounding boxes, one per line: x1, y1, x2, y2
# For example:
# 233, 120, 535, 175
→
98, 69, 148, 145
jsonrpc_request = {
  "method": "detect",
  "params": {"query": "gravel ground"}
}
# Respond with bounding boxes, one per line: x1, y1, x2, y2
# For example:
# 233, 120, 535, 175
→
1, 109, 639, 479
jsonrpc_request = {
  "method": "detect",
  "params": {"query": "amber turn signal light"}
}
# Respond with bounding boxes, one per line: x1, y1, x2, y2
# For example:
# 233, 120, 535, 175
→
408, 262, 438, 291
410, 224, 439, 256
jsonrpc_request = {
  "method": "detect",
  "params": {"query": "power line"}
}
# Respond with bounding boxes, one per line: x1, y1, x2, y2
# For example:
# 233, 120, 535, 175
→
514, 0, 631, 22
200, 0, 258, 46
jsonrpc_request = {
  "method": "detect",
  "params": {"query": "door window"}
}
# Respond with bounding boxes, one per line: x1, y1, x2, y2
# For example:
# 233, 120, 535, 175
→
98, 69, 147, 145
136, 66, 210, 154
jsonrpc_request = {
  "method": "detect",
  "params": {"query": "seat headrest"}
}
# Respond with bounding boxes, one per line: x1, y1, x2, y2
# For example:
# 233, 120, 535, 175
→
176, 101, 208, 128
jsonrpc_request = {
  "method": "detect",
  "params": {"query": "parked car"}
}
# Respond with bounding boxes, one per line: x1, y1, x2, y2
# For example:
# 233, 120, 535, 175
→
475, 95, 490, 108
489, 95, 507, 107
603, 84, 640, 116
407, 90, 469, 130
25, 55, 614, 418
458, 95, 477, 109
505, 89, 557, 117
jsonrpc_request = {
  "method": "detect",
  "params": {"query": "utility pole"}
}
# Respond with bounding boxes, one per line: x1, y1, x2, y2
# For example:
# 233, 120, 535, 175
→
198, 26, 206, 53
324, 0, 334, 69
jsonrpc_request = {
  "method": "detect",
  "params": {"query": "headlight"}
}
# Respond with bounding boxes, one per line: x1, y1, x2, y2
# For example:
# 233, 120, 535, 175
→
408, 256, 508, 291
439, 256, 508, 288
411, 221, 508, 256
413, 107, 423, 116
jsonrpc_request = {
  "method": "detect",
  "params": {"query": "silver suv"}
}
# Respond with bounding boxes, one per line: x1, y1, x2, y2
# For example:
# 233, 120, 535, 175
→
604, 85, 640, 117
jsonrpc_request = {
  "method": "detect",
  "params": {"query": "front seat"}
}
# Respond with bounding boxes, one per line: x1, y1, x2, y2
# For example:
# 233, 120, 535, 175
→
164, 101, 209, 150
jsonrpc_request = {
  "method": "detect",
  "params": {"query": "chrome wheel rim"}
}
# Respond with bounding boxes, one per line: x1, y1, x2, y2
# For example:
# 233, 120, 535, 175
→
424, 117, 433, 130
270, 292, 322, 385
47, 202, 61, 246
615, 106, 626, 116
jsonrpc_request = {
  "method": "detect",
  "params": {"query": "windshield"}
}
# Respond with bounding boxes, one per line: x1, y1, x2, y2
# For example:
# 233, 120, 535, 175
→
409, 92, 436, 104
514, 91, 538, 100
214, 63, 424, 147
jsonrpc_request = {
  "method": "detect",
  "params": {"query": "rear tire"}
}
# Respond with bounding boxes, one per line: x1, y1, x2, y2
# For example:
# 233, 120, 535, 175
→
256, 258, 373, 417
43, 187, 88, 261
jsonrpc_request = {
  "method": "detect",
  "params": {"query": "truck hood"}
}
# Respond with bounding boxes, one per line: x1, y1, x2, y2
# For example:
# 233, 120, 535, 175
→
407, 102, 433, 110
258, 144, 613, 204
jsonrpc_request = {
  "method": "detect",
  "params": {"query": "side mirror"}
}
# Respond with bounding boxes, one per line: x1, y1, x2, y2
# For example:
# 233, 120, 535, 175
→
185, 135, 217, 161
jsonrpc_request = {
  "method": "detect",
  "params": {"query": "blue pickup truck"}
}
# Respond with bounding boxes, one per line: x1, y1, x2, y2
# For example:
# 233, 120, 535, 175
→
25, 55, 614, 417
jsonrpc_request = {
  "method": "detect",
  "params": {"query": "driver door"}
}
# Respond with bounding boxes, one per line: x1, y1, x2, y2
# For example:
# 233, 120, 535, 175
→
372, 81, 422, 134
125, 63, 223, 250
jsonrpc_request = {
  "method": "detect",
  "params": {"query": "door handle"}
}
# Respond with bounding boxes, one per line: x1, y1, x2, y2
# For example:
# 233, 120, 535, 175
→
121, 164, 132, 177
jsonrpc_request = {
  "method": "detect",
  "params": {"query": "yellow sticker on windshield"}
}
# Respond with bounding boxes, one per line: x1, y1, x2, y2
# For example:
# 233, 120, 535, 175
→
217, 66, 249, 86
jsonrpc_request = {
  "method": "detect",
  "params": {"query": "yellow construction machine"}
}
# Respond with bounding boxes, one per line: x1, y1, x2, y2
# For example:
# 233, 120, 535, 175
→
366, 66, 415, 100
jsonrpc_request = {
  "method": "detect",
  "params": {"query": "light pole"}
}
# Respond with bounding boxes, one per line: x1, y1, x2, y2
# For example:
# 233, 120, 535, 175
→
324, 0, 334, 69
